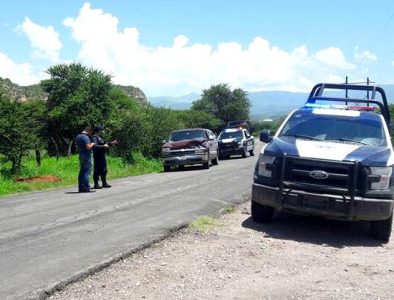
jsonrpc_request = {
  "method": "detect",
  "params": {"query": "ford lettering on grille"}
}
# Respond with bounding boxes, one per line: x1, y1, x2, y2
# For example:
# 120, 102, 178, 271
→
309, 170, 329, 180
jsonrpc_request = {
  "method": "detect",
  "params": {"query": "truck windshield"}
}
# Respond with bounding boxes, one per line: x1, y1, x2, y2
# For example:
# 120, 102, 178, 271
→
219, 131, 243, 140
170, 130, 205, 141
279, 110, 387, 147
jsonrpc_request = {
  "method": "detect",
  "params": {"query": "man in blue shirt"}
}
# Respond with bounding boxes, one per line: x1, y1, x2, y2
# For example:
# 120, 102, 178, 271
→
76, 126, 97, 193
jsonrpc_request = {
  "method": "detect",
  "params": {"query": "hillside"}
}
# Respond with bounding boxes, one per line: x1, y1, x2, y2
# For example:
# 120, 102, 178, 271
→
0, 77, 148, 106
0, 77, 45, 102
113, 84, 149, 106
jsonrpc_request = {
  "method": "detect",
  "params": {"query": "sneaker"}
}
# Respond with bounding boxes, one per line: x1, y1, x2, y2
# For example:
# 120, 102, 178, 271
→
93, 184, 102, 189
102, 183, 112, 188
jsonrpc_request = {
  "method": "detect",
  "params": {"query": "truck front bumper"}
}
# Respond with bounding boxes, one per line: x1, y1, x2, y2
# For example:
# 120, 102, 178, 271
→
252, 183, 393, 221
219, 146, 244, 156
162, 153, 208, 167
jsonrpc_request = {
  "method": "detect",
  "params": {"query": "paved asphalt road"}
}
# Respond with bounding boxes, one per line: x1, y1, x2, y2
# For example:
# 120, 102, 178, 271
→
0, 144, 260, 300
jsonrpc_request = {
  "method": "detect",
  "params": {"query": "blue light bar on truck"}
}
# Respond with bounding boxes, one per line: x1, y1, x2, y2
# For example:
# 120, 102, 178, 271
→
306, 83, 390, 126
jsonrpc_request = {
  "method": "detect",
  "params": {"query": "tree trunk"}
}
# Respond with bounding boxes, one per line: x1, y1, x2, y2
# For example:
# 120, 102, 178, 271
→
11, 156, 22, 174
35, 149, 41, 167
50, 137, 59, 160
11, 158, 17, 174
67, 140, 74, 157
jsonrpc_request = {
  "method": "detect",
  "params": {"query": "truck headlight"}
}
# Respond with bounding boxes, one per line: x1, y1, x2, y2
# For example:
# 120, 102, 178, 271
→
370, 167, 392, 190
258, 155, 276, 177
195, 147, 207, 154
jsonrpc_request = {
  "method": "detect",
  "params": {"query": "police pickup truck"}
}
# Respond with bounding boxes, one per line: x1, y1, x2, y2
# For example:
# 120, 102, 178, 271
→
252, 83, 393, 242
218, 127, 254, 159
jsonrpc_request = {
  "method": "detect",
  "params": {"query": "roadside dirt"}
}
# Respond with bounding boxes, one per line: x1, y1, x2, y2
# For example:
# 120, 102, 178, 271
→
50, 201, 394, 300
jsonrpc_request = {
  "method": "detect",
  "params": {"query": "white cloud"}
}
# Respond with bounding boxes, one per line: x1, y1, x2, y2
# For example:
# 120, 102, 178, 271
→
61, 3, 364, 96
315, 47, 355, 70
0, 52, 44, 85
354, 47, 377, 62
18, 17, 63, 62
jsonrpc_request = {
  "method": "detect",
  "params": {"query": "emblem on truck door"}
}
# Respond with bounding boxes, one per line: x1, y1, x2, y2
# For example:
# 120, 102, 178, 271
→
309, 170, 329, 179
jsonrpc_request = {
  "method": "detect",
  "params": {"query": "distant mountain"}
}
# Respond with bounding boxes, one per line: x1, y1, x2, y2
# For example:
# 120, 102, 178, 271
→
148, 93, 200, 110
0, 77, 148, 106
248, 91, 308, 119
249, 85, 394, 119
148, 90, 308, 118
149, 84, 394, 120
381, 84, 394, 102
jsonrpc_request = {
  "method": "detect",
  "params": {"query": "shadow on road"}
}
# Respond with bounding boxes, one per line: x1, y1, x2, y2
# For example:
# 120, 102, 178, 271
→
219, 155, 249, 160
242, 212, 383, 248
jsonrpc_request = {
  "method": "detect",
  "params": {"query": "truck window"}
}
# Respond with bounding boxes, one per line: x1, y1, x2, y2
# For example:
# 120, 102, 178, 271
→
279, 111, 386, 146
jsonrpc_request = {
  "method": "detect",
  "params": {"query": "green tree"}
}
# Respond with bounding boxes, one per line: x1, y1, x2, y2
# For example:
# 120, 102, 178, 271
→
180, 110, 220, 132
20, 100, 47, 166
143, 107, 186, 157
41, 63, 113, 156
191, 84, 250, 124
0, 95, 43, 173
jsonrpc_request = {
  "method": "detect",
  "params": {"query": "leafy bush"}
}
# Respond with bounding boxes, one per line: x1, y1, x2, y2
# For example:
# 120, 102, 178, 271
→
0, 95, 44, 173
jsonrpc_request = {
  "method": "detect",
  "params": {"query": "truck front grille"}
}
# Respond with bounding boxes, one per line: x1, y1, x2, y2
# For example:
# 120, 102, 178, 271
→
167, 150, 196, 156
220, 143, 237, 150
282, 156, 359, 196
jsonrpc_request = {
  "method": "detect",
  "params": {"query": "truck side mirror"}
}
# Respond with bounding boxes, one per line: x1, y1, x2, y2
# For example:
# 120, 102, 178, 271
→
260, 129, 272, 143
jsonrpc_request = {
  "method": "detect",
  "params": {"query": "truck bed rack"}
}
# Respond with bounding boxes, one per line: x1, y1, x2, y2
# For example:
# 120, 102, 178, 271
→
306, 83, 390, 125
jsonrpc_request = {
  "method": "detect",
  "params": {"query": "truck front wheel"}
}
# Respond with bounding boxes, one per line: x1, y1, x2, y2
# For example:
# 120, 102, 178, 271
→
251, 200, 274, 223
370, 214, 392, 243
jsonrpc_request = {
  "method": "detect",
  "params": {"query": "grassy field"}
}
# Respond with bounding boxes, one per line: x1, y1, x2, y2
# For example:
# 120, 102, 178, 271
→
0, 153, 163, 197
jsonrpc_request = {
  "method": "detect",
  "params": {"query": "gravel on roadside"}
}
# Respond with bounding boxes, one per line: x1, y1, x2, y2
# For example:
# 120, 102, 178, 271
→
50, 201, 394, 300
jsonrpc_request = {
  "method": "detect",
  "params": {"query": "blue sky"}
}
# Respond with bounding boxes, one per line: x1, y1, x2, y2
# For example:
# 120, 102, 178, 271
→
1, 1, 394, 96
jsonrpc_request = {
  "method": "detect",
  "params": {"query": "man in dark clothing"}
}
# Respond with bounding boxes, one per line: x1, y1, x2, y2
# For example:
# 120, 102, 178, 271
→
92, 126, 116, 189
76, 126, 96, 193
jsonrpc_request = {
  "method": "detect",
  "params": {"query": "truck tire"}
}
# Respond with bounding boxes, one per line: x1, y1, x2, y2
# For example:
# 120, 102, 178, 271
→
251, 200, 274, 223
203, 155, 210, 169
212, 151, 219, 165
242, 146, 247, 158
370, 214, 392, 243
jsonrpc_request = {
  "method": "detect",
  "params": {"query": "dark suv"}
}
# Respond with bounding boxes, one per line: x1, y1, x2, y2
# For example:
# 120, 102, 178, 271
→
161, 128, 219, 171
252, 83, 393, 242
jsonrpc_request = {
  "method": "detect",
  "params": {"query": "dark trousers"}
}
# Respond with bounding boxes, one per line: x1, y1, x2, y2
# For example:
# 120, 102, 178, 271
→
93, 155, 107, 185
78, 154, 92, 191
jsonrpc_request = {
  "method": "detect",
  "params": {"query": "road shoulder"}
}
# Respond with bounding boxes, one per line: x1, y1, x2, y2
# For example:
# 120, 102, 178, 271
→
50, 201, 394, 300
